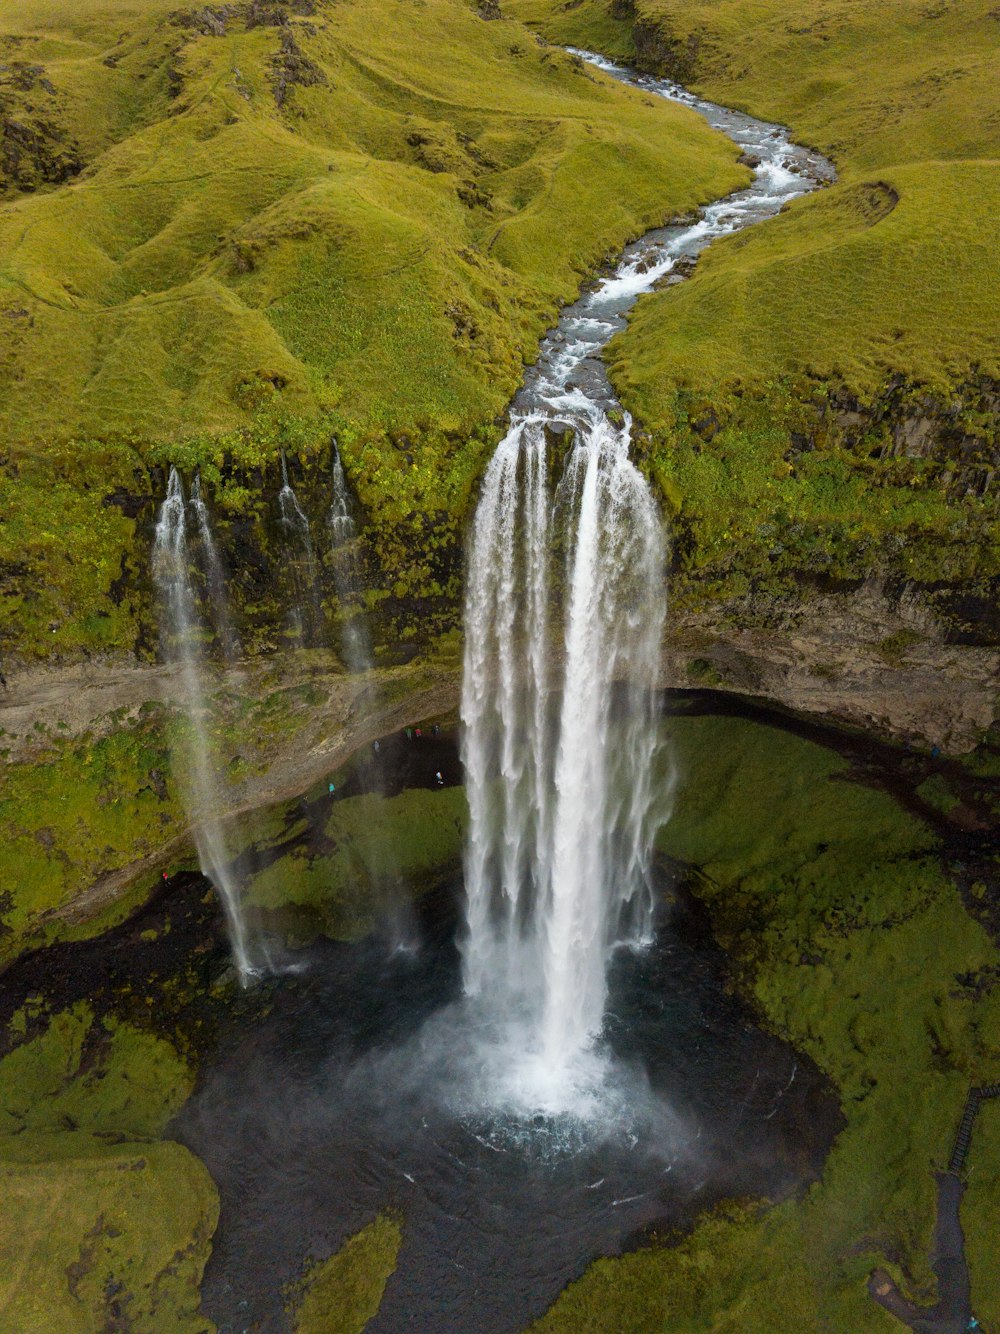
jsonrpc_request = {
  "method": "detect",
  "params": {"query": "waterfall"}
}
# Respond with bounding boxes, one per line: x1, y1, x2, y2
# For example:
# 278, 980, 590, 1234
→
457, 47, 833, 1111
328, 441, 372, 674
278, 453, 322, 645
326, 444, 417, 947
153, 467, 260, 981
462, 399, 666, 1101
190, 473, 238, 661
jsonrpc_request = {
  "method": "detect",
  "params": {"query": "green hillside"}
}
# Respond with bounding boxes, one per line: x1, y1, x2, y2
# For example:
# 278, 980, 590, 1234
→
0, 0, 745, 660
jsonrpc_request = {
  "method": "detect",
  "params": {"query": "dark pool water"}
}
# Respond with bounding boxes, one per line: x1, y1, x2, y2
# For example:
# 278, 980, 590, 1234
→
172, 863, 840, 1334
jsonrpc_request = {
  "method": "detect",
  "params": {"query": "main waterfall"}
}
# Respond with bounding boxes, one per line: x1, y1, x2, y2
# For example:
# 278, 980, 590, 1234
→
462, 401, 666, 1093
459, 50, 831, 1109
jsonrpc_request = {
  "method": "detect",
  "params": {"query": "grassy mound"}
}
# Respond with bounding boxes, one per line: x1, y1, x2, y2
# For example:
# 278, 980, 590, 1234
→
245, 783, 468, 942
0, 1000, 217, 1333
0, 1000, 193, 1138
508, 0, 1000, 605
530, 712, 1000, 1330
0, 709, 186, 967
0, 0, 744, 660
0, 1135, 218, 1334
285, 1213, 402, 1334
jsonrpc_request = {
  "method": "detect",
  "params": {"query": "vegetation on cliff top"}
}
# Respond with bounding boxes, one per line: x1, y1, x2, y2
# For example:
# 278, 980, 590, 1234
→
0, 0, 744, 660
509, 0, 1000, 612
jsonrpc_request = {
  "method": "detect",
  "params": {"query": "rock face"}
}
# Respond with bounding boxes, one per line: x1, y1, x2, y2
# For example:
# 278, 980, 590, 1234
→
1, 561, 996, 972
663, 579, 999, 752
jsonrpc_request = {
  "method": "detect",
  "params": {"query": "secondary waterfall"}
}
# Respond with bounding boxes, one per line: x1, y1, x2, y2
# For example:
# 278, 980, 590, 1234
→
153, 467, 260, 981
460, 50, 832, 1108
190, 473, 238, 661
328, 441, 372, 673
278, 453, 322, 646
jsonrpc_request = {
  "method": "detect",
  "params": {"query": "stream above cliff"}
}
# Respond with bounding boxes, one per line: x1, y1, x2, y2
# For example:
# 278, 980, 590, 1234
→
515, 48, 834, 422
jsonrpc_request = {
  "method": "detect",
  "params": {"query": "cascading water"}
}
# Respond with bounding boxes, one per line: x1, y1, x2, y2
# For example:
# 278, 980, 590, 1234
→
461, 50, 833, 1112
153, 467, 261, 981
462, 403, 667, 1103
328, 441, 372, 674
190, 473, 238, 661
278, 452, 322, 646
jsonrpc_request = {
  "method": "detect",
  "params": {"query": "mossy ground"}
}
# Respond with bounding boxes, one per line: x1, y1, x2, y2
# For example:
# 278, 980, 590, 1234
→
0, 1134, 218, 1334
0, 706, 186, 967
285, 1213, 402, 1334
0, 998, 217, 1334
0, 999, 193, 1137
530, 711, 1000, 1331
0, 0, 744, 661
244, 782, 468, 943
509, 0, 1000, 607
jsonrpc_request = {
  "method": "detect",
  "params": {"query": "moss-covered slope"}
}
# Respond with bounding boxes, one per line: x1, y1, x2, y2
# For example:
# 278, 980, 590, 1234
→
0, 0, 744, 661
531, 711, 1000, 1331
0, 999, 217, 1333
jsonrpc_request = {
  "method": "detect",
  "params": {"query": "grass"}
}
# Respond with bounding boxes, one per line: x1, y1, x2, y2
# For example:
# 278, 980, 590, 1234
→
0, 997, 217, 1333
0, 1134, 218, 1334
245, 783, 468, 942
0, 0, 745, 660
531, 713, 1000, 1331
507, 0, 1000, 601
0, 709, 186, 966
964, 1099, 1000, 1330
0, 1000, 193, 1137
285, 1213, 403, 1334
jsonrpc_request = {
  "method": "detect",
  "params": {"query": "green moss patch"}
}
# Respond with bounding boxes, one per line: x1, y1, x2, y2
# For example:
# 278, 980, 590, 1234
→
0, 711, 184, 967
963, 1097, 1000, 1330
0, 1133, 218, 1334
0, 1001, 193, 1139
245, 784, 468, 942
285, 1213, 402, 1334
532, 713, 1000, 1330
0, 992, 215, 1333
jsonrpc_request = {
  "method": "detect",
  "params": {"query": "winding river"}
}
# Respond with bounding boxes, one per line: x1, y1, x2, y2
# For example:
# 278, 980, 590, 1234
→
518, 49, 834, 419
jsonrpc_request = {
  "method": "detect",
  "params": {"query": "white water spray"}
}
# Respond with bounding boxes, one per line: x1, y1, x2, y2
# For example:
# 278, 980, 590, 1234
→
462, 400, 666, 1103
328, 441, 372, 674
153, 467, 261, 982
278, 453, 322, 645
